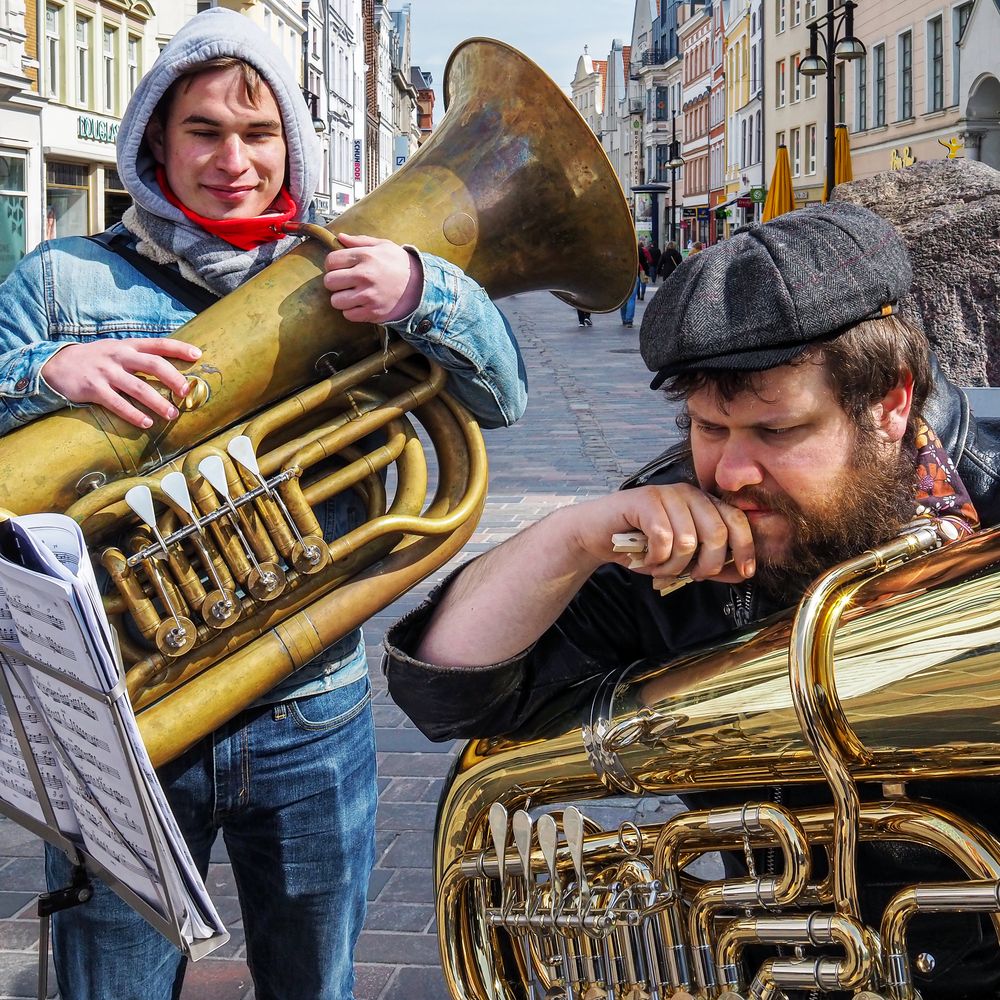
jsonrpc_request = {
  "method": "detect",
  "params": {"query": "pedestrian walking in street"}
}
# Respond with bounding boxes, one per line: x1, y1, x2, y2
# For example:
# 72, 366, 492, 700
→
657, 241, 683, 281
576, 308, 593, 327
621, 265, 640, 328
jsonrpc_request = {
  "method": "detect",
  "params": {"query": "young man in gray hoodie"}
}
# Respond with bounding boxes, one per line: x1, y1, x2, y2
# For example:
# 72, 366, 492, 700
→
0, 9, 527, 1000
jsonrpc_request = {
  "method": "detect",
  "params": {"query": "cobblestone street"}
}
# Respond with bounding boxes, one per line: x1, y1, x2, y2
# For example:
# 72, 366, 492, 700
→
0, 284, 683, 999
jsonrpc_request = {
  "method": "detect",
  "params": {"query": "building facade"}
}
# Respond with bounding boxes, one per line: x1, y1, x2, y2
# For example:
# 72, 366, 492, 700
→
679, 0, 712, 246
722, 0, 764, 233
37, 0, 158, 243
846, 0, 978, 179
767, 0, 825, 209
0, 0, 44, 280
958, 0, 1000, 168
708, 0, 727, 242
571, 45, 606, 138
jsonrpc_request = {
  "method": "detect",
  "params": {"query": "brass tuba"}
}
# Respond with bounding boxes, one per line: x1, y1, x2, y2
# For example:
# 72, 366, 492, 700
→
433, 519, 1000, 999
0, 39, 638, 768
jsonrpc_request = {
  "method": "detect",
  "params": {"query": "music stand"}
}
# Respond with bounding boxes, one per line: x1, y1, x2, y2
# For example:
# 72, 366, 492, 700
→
0, 637, 228, 1000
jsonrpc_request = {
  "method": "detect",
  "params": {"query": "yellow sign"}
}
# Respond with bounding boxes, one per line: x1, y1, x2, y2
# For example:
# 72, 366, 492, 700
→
938, 136, 964, 159
890, 146, 917, 170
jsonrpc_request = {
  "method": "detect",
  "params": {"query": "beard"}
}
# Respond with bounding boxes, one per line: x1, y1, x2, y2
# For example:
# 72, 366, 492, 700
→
718, 433, 918, 606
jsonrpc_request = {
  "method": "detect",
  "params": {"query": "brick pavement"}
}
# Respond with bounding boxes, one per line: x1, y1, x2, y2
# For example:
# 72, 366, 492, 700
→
0, 284, 682, 1000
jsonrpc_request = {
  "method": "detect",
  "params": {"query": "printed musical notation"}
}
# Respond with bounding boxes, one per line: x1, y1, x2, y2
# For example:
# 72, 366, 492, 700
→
5, 594, 66, 631
17, 624, 75, 661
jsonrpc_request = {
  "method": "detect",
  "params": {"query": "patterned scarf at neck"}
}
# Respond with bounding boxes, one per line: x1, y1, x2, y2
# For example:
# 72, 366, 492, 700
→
122, 188, 305, 298
913, 418, 979, 534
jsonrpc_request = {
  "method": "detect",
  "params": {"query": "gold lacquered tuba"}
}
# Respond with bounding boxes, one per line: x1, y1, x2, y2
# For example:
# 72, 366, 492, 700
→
0, 39, 638, 768
433, 519, 1000, 999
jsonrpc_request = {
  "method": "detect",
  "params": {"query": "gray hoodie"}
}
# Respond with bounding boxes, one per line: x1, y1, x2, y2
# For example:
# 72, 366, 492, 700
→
116, 8, 321, 225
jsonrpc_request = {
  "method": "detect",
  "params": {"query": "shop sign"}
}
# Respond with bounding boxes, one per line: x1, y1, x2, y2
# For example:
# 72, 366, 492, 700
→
696, 206, 709, 220
313, 195, 331, 215
353, 139, 363, 181
793, 189, 810, 201
682, 208, 697, 218
77, 115, 119, 144
737, 197, 753, 208
336, 192, 351, 207
749, 186, 766, 203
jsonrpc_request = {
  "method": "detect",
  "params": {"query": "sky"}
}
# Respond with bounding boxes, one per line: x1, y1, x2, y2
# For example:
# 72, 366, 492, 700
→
403, 1, 638, 121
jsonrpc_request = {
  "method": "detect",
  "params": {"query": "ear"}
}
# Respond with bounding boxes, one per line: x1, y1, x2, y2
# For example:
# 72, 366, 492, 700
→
146, 117, 166, 165
871, 371, 914, 443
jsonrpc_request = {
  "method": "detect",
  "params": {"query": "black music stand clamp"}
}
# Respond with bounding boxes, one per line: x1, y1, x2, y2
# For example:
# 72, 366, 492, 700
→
36, 864, 93, 1000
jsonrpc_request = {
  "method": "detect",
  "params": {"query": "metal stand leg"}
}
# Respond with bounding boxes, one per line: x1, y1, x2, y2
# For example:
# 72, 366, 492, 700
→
36, 865, 92, 1000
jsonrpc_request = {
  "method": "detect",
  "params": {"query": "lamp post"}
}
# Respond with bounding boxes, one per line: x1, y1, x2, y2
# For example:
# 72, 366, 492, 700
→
798, 0, 865, 200
667, 112, 684, 245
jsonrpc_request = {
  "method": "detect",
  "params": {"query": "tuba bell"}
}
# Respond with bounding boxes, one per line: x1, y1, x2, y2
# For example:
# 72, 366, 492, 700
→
0, 39, 638, 768
432, 518, 1000, 999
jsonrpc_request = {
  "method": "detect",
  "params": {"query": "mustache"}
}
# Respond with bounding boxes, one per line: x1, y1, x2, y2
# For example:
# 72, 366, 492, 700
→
717, 486, 804, 521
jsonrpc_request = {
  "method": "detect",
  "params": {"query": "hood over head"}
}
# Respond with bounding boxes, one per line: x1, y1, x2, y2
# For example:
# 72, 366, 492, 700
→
116, 8, 321, 225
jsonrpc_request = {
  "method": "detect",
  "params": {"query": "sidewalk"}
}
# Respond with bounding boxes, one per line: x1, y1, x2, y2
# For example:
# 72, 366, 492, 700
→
0, 284, 679, 999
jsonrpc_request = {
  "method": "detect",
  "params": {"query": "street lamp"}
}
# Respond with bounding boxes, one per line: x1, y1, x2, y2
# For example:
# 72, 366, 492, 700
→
667, 112, 684, 246
799, 0, 865, 199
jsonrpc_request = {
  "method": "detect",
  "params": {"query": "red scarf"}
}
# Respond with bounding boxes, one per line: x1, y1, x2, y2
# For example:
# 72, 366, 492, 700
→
156, 166, 296, 250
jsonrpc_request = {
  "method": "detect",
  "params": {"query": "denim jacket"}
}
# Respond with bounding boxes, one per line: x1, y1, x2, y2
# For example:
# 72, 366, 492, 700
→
0, 225, 527, 433
0, 226, 528, 702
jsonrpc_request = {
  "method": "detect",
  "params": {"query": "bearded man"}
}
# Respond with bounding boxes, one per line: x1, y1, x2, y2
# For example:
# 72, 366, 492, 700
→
382, 202, 1000, 997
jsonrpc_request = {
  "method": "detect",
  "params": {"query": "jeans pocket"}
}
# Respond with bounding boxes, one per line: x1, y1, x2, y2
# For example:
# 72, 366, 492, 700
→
288, 676, 372, 732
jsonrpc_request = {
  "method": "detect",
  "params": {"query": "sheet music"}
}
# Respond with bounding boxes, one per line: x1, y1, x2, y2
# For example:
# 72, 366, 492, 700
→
0, 582, 80, 834
0, 514, 227, 951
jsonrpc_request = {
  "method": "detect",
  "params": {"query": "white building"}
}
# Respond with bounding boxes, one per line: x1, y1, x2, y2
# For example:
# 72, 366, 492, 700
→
601, 38, 630, 190
570, 46, 606, 137
0, 0, 44, 280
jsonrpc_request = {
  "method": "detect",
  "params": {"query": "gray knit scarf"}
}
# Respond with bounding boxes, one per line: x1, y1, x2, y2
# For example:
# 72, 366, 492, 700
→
123, 203, 303, 297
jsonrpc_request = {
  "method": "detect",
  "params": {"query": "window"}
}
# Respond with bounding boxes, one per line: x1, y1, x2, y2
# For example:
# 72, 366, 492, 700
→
0, 152, 28, 282
953, 2, 973, 105
103, 25, 117, 114
793, 0, 801, 26
777, 130, 785, 151
898, 30, 912, 120
655, 85, 669, 121
75, 14, 90, 106
127, 35, 140, 97
837, 62, 846, 124
808, 0, 817, 16
791, 127, 801, 175
104, 167, 130, 228
45, 4, 60, 99
856, 54, 867, 130
741, 118, 747, 166
928, 15, 944, 112
873, 42, 886, 127
777, 0, 786, 33
793, 53, 801, 102
808, 71, 817, 99
46, 161, 90, 238
807, 123, 817, 173
776, 59, 786, 107
751, 41, 759, 92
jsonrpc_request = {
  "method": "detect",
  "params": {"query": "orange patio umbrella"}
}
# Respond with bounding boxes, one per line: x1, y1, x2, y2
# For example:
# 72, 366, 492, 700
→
834, 123, 854, 185
823, 124, 854, 202
762, 144, 793, 222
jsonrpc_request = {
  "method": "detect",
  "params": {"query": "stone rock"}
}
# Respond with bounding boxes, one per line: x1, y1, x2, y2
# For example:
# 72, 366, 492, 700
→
833, 159, 1000, 385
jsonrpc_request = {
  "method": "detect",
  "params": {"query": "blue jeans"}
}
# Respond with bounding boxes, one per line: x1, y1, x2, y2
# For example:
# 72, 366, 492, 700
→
620, 279, 639, 324
45, 675, 377, 1000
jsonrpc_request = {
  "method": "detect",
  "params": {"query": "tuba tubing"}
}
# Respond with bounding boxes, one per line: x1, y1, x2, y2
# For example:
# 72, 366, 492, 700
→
432, 523, 1000, 998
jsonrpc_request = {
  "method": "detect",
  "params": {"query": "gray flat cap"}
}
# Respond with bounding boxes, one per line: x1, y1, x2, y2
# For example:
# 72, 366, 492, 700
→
640, 202, 913, 389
